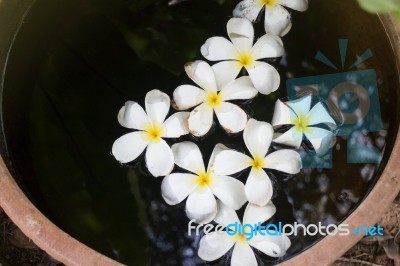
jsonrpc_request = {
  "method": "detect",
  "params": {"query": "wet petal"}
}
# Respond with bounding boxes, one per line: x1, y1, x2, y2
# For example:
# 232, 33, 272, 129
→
231, 243, 257, 266
198, 231, 236, 261
117, 101, 149, 130
265, 150, 301, 174
161, 173, 198, 205
188, 103, 214, 137
251, 34, 285, 60
215, 102, 248, 134
212, 61, 242, 89
186, 186, 217, 224
244, 119, 273, 158
220, 76, 258, 101
308, 102, 337, 129
245, 168, 273, 206
185, 60, 217, 92
161, 112, 190, 138
279, 0, 309, 11
273, 127, 303, 148
227, 17, 254, 53
172, 141, 205, 174
287, 95, 312, 116
208, 143, 229, 170
214, 200, 241, 227
246, 61, 280, 95
243, 201, 276, 225
146, 140, 174, 177
173, 85, 206, 110
304, 127, 335, 155
233, 0, 264, 22
264, 5, 292, 37
201, 37, 237, 61
212, 150, 251, 176
210, 175, 246, 210
145, 89, 170, 125
249, 232, 291, 257
112, 132, 149, 163
271, 99, 296, 127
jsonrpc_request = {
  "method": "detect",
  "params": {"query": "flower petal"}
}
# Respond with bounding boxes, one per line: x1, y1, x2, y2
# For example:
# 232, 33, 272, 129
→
264, 5, 292, 37
212, 61, 242, 89
117, 101, 150, 130
186, 186, 217, 224
200, 37, 238, 61
244, 119, 273, 158
249, 231, 291, 257
214, 200, 240, 227
220, 76, 258, 101
233, 0, 264, 22
145, 140, 174, 177
210, 175, 246, 210
308, 102, 337, 129
161, 173, 198, 205
246, 61, 280, 95
231, 243, 257, 266
245, 168, 273, 206
251, 34, 285, 60
173, 85, 206, 110
279, 0, 309, 11
273, 127, 303, 148
171, 141, 205, 174
198, 231, 236, 261
161, 112, 190, 138
185, 60, 217, 92
145, 89, 170, 125
112, 132, 149, 163
287, 95, 312, 116
271, 99, 296, 127
304, 127, 335, 155
188, 103, 214, 137
208, 143, 229, 170
212, 149, 251, 176
243, 201, 276, 225
265, 150, 301, 174
227, 17, 254, 53
215, 102, 248, 134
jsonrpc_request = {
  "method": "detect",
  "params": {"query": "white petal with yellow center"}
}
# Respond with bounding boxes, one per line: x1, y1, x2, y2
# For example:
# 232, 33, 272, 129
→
212, 150, 252, 176
186, 186, 217, 224
215, 102, 248, 134
200, 37, 237, 61
243, 202, 276, 225
112, 131, 149, 163
198, 231, 236, 261
117, 101, 149, 130
249, 232, 291, 257
145, 89, 170, 125
251, 34, 285, 60
210, 175, 246, 210
264, 4, 292, 36
220, 76, 258, 101
245, 168, 273, 206
161, 112, 189, 138
173, 85, 207, 110
287, 95, 312, 116
144, 123, 164, 143
188, 103, 214, 137
185, 61, 217, 92
271, 99, 297, 127
171, 141, 206, 174
211, 61, 243, 89
279, 0, 309, 11
231, 242, 257, 266
161, 173, 198, 205
273, 127, 303, 148
244, 119, 273, 158
227, 17, 254, 53
145, 139, 174, 177
304, 127, 335, 155
214, 200, 241, 227
246, 61, 280, 94
264, 150, 301, 174
233, 0, 264, 22
208, 143, 228, 170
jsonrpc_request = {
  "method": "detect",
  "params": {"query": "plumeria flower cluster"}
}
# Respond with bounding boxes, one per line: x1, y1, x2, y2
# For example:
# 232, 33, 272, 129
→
110, 2, 337, 265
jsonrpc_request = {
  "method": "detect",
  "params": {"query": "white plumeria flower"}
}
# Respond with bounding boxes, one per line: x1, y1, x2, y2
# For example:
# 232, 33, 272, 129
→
212, 119, 301, 206
233, 0, 309, 37
198, 201, 291, 265
161, 142, 247, 224
112, 89, 190, 177
272, 96, 337, 155
200, 18, 284, 95
173, 60, 258, 137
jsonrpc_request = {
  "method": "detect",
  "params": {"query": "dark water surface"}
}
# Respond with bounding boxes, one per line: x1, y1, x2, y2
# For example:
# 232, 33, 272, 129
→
1, 0, 399, 265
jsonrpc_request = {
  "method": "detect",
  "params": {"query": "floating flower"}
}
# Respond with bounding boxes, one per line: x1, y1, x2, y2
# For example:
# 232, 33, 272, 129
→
200, 18, 284, 95
272, 96, 337, 155
198, 201, 291, 265
112, 89, 190, 177
212, 119, 301, 206
173, 60, 258, 136
233, 0, 309, 37
161, 142, 247, 224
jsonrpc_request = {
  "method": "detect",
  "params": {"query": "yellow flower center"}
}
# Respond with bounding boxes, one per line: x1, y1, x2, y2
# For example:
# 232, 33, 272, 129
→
293, 114, 311, 133
238, 53, 254, 67
205, 91, 222, 108
249, 155, 266, 171
145, 124, 163, 142
261, 0, 277, 8
234, 234, 247, 244
196, 171, 213, 187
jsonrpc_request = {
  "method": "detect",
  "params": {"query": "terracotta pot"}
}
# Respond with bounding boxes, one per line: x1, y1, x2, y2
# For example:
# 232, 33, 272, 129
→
0, 0, 399, 265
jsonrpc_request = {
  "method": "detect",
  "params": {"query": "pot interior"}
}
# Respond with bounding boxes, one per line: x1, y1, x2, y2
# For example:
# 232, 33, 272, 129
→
1, 0, 399, 265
